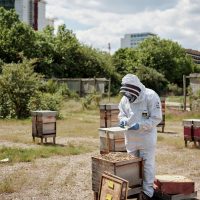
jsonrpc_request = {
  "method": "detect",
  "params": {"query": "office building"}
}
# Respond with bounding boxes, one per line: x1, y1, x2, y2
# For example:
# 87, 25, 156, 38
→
185, 49, 200, 65
0, 0, 53, 31
121, 32, 156, 48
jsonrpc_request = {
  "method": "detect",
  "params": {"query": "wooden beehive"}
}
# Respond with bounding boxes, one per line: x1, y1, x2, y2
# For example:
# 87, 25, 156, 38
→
31, 110, 57, 144
99, 127, 126, 154
154, 175, 195, 195
99, 99, 165, 132
192, 119, 200, 140
92, 152, 143, 193
99, 172, 128, 200
182, 119, 193, 140
99, 104, 119, 128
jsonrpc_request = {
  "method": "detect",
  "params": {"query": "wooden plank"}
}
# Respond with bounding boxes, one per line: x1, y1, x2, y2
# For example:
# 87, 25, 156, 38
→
36, 116, 56, 123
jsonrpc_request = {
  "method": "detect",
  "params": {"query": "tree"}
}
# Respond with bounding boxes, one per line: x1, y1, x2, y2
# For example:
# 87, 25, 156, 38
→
112, 48, 137, 78
136, 36, 194, 86
0, 7, 35, 63
112, 48, 168, 94
135, 65, 168, 95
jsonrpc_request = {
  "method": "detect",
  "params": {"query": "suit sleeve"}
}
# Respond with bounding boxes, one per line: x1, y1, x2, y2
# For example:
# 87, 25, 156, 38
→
139, 93, 162, 131
118, 97, 129, 123
118, 97, 136, 126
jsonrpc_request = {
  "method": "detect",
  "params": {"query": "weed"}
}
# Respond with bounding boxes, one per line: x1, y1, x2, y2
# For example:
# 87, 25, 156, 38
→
0, 170, 27, 193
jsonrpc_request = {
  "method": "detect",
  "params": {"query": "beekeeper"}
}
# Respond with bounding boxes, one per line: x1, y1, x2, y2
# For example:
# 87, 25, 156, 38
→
118, 74, 162, 200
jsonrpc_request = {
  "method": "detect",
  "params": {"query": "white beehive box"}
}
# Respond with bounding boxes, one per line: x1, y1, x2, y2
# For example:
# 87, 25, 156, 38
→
99, 127, 126, 154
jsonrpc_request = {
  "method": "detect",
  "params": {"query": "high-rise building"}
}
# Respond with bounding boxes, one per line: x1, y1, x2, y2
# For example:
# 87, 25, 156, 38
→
0, 0, 53, 31
121, 32, 156, 48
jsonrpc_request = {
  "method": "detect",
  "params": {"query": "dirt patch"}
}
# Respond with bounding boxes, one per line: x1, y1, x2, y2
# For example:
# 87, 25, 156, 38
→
0, 135, 199, 199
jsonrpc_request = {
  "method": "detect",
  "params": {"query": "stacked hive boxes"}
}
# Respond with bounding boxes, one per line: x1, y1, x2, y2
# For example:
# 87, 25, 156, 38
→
100, 99, 166, 132
31, 110, 57, 144
92, 153, 143, 199
183, 119, 200, 147
99, 127, 126, 154
99, 104, 119, 128
193, 119, 200, 144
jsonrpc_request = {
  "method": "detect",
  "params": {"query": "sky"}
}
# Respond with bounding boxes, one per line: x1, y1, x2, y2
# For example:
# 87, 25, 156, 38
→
45, 0, 200, 53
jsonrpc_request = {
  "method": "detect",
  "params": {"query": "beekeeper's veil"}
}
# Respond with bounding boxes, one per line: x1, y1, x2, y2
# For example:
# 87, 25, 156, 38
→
120, 74, 145, 103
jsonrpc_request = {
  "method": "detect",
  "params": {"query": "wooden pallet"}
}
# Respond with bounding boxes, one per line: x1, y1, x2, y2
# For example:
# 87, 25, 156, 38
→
153, 190, 197, 200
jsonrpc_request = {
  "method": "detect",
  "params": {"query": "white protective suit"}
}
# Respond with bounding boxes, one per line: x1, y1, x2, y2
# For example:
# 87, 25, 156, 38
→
118, 74, 162, 198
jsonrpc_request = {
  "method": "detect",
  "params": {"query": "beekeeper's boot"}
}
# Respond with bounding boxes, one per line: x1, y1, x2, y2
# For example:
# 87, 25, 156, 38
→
137, 192, 151, 200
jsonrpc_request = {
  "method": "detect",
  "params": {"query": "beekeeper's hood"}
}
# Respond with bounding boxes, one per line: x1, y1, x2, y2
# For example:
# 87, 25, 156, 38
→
120, 74, 146, 103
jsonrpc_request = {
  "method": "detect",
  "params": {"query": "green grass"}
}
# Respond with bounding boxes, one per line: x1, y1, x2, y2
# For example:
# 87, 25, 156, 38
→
157, 133, 184, 149
166, 95, 189, 103
0, 143, 93, 163
165, 109, 200, 121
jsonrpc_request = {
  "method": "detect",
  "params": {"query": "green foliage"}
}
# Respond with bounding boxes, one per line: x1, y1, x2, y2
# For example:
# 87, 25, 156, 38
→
135, 65, 168, 95
113, 48, 137, 77
28, 92, 63, 117
189, 90, 200, 111
0, 7, 35, 63
76, 45, 116, 78
0, 59, 4, 73
136, 36, 194, 86
81, 92, 101, 110
0, 60, 64, 119
0, 59, 41, 118
112, 36, 195, 94
167, 83, 183, 95
193, 64, 200, 73
39, 79, 79, 99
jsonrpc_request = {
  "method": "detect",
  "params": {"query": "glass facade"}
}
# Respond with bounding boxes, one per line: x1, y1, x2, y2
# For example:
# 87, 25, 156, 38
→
0, 0, 15, 10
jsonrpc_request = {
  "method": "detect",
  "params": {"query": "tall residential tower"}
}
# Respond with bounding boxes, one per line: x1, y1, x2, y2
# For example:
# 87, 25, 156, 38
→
0, 0, 53, 30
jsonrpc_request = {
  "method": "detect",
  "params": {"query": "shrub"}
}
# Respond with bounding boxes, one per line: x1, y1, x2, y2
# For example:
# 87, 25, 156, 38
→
0, 59, 41, 118
135, 65, 168, 95
190, 89, 200, 111
28, 92, 63, 118
81, 92, 101, 110
167, 83, 183, 95
39, 79, 79, 99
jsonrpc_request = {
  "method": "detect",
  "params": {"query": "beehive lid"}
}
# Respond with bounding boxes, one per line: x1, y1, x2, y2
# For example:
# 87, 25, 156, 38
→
192, 119, 200, 127
99, 127, 125, 139
99, 127, 126, 132
99, 104, 119, 110
155, 175, 193, 183
31, 110, 57, 116
182, 119, 194, 126
92, 152, 142, 166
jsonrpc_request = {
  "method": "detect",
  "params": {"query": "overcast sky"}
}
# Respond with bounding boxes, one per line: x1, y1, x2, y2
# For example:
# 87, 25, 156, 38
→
46, 0, 200, 53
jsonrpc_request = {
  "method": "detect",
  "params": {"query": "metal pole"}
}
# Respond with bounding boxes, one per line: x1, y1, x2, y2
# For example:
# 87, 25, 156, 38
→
108, 78, 111, 102
183, 75, 186, 111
